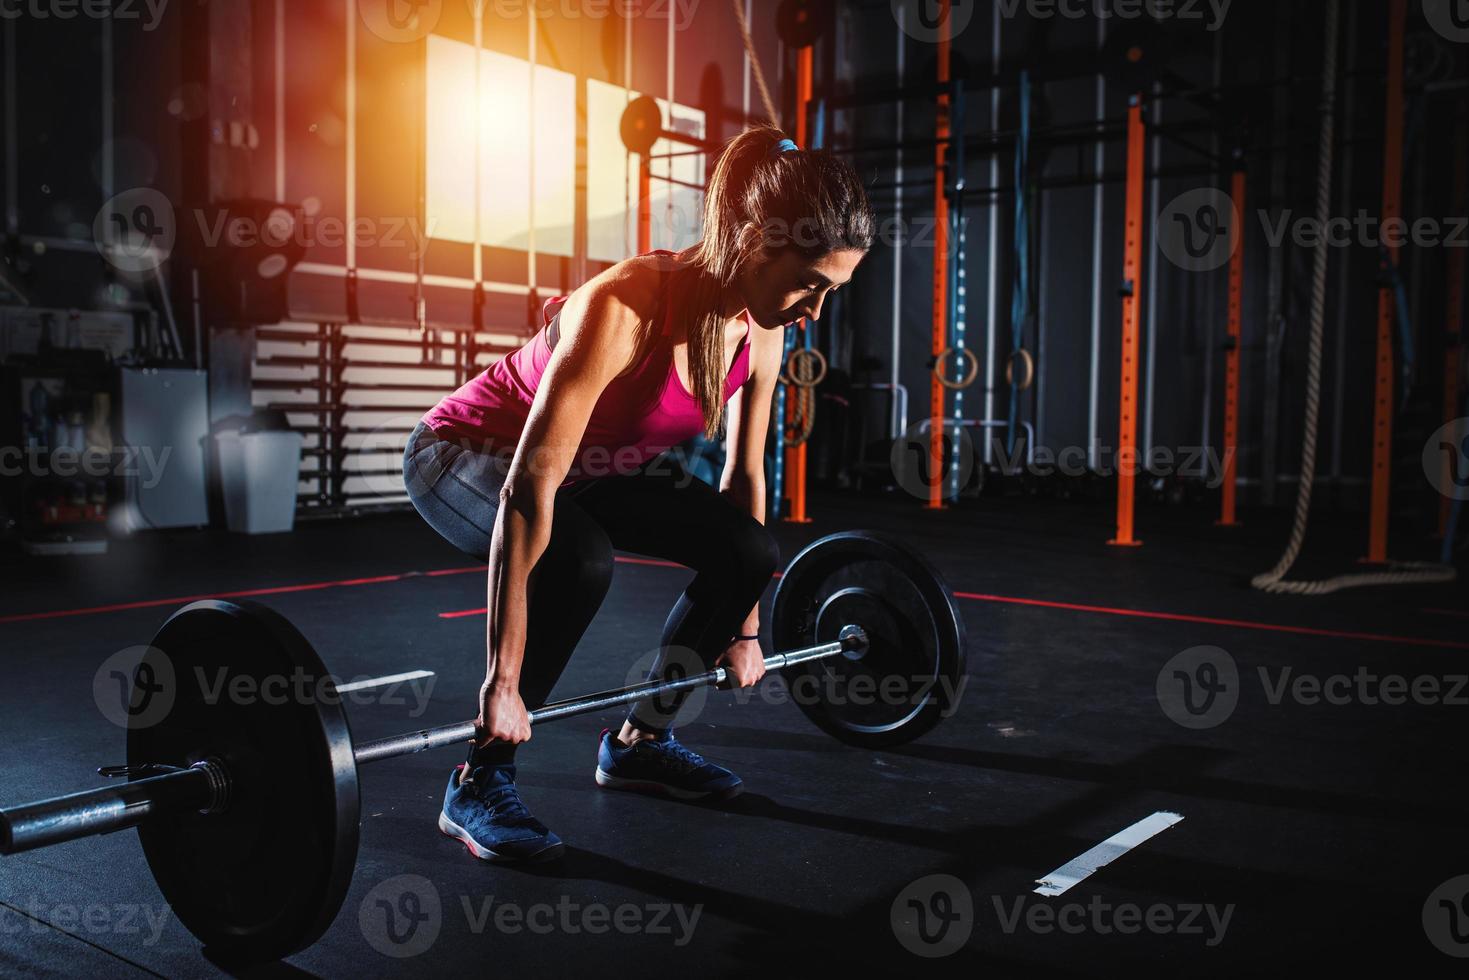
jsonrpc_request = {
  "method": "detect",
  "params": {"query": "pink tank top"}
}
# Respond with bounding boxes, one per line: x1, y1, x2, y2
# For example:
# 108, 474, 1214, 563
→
422, 251, 752, 484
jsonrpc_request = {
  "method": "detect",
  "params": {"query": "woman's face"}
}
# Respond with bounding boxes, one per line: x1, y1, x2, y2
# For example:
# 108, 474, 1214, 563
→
738, 247, 865, 330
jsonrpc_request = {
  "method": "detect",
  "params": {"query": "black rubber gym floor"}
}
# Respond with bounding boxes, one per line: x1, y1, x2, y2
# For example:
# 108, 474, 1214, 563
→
1, 492, 1465, 977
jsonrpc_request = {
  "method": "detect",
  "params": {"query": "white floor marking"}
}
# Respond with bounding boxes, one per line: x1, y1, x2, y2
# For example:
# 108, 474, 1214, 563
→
1033, 811, 1185, 897
335, 670, 435, 693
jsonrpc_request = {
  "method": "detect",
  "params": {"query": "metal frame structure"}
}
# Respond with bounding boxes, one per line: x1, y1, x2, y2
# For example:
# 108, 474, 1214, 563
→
1218, 167, 1246, 528
1443, 107, 1468, 539
253, 318, 520, 515
783, 44, 818, 523
1365, 0, 1405, 564
1108, 95, 1146, 548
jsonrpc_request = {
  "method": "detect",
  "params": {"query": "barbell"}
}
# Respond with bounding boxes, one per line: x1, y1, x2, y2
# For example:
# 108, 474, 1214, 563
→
0, 531, 965, 962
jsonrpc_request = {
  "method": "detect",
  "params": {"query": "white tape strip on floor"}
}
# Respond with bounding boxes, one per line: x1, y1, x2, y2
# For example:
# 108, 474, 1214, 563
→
335, 670, 436, 693
1033, 811, 1184, 897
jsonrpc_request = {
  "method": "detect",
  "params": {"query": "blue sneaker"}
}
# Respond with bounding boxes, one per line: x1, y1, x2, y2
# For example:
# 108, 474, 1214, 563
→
595, 729, 744, 801
438, 763, 564, 863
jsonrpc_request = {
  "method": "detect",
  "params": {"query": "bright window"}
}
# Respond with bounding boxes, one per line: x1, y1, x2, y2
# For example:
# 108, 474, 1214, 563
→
425, 35, 575, 256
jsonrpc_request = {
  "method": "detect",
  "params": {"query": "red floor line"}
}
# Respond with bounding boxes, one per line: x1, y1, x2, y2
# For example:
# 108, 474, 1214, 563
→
613, 556, 685, 569
438, 556, 685, 618
0, 556, 685, 627
437, 560, 786, 619
439, 589, 1468, 647
954, 592, 1469, 650
8, 559, 1456, 651
0, 566, 478, 626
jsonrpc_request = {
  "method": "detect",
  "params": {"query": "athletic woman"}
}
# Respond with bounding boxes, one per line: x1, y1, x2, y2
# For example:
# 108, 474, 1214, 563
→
403, 126, 873, 862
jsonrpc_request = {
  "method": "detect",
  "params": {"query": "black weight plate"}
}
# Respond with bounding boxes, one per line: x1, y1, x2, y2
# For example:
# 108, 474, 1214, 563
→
772, 531, 967, 748
128, 600, 359, 961
619, 94, 663, 156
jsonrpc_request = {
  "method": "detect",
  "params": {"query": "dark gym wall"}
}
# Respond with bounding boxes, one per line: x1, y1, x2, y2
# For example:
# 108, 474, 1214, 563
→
2, 1, 769, 328
3, 0, 1462, 521
3, 7, 184, 309
835, 0, 1457, 517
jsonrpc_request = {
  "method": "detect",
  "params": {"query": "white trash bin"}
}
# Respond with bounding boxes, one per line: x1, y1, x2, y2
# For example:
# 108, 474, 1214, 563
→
215, 429, 304, 534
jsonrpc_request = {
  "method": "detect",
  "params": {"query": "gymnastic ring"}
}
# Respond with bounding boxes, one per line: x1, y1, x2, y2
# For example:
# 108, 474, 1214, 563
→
934, 346, 979, 390
1005, 348, 1035, 392
782, 348, 828, 388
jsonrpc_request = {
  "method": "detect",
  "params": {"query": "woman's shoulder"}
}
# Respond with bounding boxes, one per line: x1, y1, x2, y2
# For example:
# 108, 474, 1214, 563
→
554, 254, 671, 352
601, 252, 681, 310
567, 258, 675, 332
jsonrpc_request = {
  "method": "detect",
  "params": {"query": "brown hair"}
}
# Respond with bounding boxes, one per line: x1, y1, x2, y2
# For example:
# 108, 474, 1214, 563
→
674, 126, 874, 437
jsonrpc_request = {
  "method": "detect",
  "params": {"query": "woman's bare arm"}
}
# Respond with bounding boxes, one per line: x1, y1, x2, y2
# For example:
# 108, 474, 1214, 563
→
718, 317, 784, 635
476, 276, 647, 740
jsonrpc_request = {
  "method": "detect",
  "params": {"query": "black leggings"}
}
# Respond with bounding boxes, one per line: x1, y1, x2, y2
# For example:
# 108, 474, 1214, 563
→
402, 422, 779, 767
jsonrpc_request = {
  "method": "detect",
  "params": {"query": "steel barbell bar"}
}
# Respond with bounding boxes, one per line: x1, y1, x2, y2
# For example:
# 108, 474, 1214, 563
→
0, 626, 868, 855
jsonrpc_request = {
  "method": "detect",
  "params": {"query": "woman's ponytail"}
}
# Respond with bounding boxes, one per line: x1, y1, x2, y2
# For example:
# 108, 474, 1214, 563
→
675, 126, 872, 437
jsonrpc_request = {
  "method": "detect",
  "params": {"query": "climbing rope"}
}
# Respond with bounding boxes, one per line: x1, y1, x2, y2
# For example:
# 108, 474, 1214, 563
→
1007, 71, 1032, 456
1251, 0, 1454, 595
733, 0, 782, 129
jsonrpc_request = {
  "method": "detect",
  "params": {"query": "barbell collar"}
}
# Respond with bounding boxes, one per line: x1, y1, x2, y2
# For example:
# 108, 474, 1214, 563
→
0, 760, 227, 856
